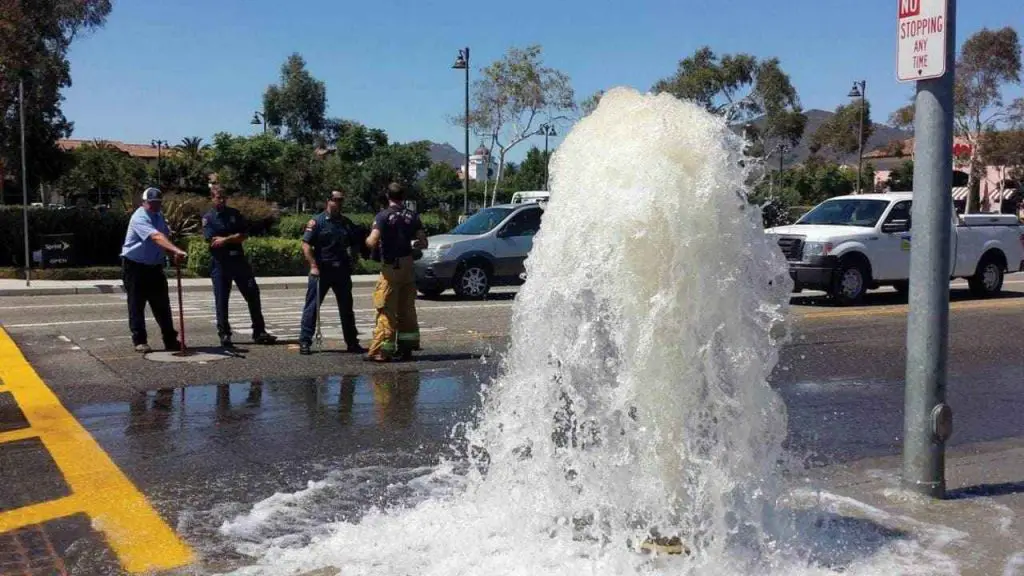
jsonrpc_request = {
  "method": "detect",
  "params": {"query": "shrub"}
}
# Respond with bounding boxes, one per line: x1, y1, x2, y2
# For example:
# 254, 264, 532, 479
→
275, 214, 310, 239
186, 236, 381, 277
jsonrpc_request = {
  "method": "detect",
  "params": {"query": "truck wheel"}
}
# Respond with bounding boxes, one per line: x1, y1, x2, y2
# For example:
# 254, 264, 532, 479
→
968, 256, 1004, 298
454, 263, 491, 299
830, 260, 868, 306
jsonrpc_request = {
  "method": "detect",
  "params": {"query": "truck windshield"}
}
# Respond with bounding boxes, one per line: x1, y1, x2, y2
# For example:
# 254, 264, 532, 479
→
450, 207, 514, 235
796, 199, 890, 227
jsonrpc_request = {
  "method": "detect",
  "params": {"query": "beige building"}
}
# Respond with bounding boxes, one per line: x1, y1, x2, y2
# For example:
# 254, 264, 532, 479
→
867, 137, 1020, 214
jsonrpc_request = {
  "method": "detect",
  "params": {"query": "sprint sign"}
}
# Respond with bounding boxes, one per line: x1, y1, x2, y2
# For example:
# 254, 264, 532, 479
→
897, 0, 948, 82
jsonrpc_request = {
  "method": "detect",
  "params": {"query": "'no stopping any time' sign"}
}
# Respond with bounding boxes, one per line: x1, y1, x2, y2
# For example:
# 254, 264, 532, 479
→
897, 0, 948, 82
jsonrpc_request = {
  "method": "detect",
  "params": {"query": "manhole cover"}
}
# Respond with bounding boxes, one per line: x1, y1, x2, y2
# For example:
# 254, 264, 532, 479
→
145, 350, 233, 363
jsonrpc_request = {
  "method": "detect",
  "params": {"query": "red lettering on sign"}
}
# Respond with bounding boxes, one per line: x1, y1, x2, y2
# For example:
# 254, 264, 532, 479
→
899, 0, 921, 19
914, 55, 929, 68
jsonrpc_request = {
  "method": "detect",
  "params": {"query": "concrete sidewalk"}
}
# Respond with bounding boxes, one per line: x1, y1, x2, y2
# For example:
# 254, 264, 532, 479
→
0, 275, 380, 296
802, 438, 1024, 575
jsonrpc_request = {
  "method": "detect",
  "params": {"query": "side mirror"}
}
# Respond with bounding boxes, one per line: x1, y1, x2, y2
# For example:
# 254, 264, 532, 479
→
881, 219, 910, 234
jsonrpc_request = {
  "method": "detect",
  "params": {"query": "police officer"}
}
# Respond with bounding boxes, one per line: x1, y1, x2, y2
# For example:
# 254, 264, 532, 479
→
298, 189, 365, 355
202, 182, 277, 348
364, 182, 428, 362
120, 187, 188, 353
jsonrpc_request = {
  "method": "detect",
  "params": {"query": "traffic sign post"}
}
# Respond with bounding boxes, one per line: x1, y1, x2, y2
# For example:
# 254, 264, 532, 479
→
897, 0, 949, 82
901, 0, 956, 499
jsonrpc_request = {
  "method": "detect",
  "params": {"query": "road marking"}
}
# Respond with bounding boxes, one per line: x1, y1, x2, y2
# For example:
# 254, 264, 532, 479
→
0, 327, 194, 573
1, 302, 514, 328
800, 297, 1022, 320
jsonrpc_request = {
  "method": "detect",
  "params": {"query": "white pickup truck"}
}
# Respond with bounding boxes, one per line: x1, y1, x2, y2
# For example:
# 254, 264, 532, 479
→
766, 193, 1024, 305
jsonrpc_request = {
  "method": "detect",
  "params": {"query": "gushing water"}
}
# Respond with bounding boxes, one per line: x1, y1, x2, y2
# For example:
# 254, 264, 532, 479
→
221, 88, 957, 575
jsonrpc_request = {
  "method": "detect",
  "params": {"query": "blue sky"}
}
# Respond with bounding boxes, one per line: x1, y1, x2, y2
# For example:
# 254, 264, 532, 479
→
63, 0, 1023, 162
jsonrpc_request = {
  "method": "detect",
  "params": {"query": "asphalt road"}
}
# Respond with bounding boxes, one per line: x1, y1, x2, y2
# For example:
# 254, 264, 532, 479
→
0, 277, 1021, 574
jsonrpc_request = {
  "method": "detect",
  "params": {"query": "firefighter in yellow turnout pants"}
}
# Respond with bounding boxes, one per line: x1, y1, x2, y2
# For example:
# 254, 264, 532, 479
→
364, 183, 428, 362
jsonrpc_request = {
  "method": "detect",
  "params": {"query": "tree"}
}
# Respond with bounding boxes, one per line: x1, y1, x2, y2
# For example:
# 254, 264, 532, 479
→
262, 53, 328, 146
810, 100, 875, 161
354, 141, 432, 210
886, 27, 1023, 212
0, 0, 112, 202
580, 90, 605, 116
506, 146, 549, 192
652, 46, 807, 154
167, 136, 210, 193
980, 129, 1024, 187
323, 118, 388, 162
420, 162, 462, 209
55, 140, 148, 206
887, 160, 915, 191
455, 45, 575, 206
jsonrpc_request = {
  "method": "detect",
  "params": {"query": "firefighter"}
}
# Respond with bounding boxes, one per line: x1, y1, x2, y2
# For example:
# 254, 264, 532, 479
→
364, 182, 428, 362
202, 182, 276, 348
298, 189, 365, 355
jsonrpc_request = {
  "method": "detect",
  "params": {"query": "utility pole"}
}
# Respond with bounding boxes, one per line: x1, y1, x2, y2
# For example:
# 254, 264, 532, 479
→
20, 77, 30, 286
902, 0, 956, 499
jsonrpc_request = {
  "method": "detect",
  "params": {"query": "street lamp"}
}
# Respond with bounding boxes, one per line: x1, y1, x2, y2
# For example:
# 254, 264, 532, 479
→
251, 111, 267, 134
848, 80, 867, 194
776, 143, 790, 195
537, 123, 557, 191
452, 47, 470, 215
151, 139, 168, 188
250, 111, 269, 199
20, 75, 30, 285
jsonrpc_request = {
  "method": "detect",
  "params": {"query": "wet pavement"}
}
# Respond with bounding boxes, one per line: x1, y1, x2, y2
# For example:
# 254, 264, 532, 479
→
0, 281, 1022, 574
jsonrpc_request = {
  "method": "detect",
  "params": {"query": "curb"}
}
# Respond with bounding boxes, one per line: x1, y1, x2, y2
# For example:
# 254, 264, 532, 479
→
0, 277, 379, 297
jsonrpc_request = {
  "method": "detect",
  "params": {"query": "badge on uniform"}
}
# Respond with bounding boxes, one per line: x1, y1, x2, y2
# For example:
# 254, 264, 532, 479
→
202, 216, 208, 226
305, 219, 316, 232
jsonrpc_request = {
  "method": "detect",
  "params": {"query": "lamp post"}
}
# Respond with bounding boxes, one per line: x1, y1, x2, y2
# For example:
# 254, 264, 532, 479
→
777, 143, 789, 194
537, 123, 557, 191
848, 80, 867, 194
151, 139, 168, 188
20, 76, 30, 286
251, 111, 267, 134
452, 47, 470, 215
251, 111, 269, 199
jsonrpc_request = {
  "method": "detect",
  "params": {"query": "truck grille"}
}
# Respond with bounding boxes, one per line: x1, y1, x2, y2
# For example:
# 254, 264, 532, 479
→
776, 236, 804, 261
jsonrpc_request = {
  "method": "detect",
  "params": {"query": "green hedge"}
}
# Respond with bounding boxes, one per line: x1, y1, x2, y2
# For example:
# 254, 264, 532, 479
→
0, 266, 197, 280
186, 236, 381, 277
274, 212, 452, 240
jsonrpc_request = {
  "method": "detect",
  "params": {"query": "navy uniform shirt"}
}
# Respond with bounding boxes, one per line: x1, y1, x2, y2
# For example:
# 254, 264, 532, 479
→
303, 211, 359, 270
202, 206, 248, 260
373, 205, 423, 263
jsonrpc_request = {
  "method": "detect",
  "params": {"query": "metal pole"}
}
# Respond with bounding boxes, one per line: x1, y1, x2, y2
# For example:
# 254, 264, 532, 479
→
543, 129, 550, 191
463, 47, 470, 215
903, 0, 956, 499
157, 142, 162, 186
20, 78, 30, 286
856, 81, 865, 194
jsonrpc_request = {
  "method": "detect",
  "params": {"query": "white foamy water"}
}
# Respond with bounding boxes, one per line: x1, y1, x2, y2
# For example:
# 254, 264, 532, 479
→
220, 87, 958, 575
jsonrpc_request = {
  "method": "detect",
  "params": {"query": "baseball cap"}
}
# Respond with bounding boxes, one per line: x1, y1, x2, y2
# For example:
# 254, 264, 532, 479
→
141, 187, 162, 202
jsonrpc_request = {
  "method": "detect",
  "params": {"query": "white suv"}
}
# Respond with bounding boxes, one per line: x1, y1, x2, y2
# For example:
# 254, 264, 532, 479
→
415, 203, 544, 298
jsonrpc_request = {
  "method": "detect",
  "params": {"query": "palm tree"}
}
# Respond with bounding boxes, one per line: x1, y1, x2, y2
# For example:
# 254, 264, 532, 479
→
173, 137, 211, 192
